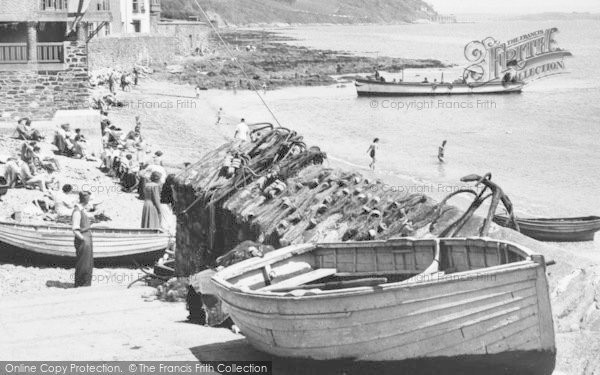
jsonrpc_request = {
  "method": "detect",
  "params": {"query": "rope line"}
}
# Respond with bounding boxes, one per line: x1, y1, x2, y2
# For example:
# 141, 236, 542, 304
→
191, 0, 283, 127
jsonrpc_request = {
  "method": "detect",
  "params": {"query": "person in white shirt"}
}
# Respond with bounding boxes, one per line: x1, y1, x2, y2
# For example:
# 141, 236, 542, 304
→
234, 118, 250, 142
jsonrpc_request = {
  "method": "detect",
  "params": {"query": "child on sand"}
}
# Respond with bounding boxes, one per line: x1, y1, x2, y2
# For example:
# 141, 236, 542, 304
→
367, 138, 379, 171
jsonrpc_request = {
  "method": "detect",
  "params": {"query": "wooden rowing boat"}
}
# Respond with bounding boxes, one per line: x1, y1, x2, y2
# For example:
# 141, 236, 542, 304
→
355, 78, 524, 96
0, 220, 170, 259
212, 238, 555, 373
494, 215, 600, 242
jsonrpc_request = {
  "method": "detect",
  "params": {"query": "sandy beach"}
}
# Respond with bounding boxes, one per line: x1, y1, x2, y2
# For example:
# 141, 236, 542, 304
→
1, 71, 598, 374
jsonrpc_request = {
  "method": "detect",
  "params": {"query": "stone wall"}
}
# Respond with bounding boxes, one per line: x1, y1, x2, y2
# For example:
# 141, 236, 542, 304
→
153, 21, 212, 55
88, 34, 180, 70
0, 41, 90, 121
87, 23, 212, 71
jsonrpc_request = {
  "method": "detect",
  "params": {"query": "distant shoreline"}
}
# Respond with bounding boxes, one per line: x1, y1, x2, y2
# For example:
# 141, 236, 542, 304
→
152, 28, 448, 91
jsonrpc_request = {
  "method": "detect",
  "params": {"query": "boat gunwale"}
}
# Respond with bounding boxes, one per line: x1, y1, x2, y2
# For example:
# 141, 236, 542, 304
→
212, 237, 542, 300
354, 78, 525, 89
0, 220, 168, 234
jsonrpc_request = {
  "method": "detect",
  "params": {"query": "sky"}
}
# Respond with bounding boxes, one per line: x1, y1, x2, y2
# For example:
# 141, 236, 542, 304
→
425, 0, 600, 14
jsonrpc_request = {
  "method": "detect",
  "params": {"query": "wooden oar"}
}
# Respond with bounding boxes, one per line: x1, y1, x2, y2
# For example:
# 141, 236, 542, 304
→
268, 277, 388, 293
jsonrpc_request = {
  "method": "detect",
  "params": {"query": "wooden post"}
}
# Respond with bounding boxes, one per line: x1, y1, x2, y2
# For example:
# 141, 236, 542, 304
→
27, 22, 38, 62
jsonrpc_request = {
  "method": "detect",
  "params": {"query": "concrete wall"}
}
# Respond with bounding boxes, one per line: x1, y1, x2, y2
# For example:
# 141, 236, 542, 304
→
0, 41, 90, 121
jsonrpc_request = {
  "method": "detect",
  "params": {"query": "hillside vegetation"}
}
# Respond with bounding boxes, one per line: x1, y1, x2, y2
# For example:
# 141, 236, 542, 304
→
160, 0, 437, 24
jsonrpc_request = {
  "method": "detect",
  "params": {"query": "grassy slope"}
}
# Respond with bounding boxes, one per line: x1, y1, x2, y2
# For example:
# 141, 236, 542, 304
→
160, 0, 436, 24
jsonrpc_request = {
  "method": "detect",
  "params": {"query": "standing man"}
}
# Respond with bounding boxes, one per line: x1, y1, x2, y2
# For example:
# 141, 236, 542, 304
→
133, 66, 139, 86
72, 191, 94, 287
234, 118, 250, 142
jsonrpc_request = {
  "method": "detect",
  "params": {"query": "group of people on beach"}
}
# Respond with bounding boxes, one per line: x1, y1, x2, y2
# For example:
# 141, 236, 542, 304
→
5, 118, 86, 196
98, 114, 176, 235
90, 66, 141, 94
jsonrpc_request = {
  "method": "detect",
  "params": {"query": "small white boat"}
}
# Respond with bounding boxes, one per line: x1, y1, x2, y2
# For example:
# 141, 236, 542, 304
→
212, 238, 555, 373
355, 78, 524, 96
0, 220, 170, 260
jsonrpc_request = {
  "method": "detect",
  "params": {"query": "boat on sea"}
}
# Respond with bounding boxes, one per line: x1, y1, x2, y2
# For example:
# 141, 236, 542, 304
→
494, 215, 600, 242
212, 238, 556, 373
355, 78, 524, 96
0, 220, 170, 260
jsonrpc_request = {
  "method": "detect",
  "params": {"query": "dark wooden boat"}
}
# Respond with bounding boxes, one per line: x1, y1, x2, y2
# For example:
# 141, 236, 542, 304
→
0, 220, 170, 259
493, 215, 600, 242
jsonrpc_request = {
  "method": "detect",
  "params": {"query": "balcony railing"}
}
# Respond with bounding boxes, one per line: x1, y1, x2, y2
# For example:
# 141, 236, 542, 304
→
0, 43, 28, 63
38, 43, 64, 63
0, 43, 64, 64
40, 0, 110, 11
40, 0, 68, 11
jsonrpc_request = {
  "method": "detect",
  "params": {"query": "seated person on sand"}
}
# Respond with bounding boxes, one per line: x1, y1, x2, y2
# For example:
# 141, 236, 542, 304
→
20, 141, 37, 172
53, 123, 75, 156
73, 128, 88, 158
45, 183, 75, 218
126, 124, 143, 143
422, 77, 429, 84
33, 145, 61, 173
120, 154, 140, 192
4, 158, 50, 192
152, 151, 164, 167
16, 118, 44, 141
106, 125, 124, 148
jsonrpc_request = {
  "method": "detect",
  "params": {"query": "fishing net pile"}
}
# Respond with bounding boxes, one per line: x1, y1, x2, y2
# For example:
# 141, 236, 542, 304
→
173, 127, 460, 276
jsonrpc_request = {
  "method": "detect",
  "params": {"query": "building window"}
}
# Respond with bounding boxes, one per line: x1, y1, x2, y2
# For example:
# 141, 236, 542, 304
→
132, 0, 145, 13
132, 20, 141, 33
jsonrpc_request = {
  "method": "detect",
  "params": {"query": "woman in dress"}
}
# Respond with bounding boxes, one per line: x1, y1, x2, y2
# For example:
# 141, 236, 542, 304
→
141, 171, 162, 229
72, 192, 93, 287
366, 138, 380, 171
159, 174, 177, 235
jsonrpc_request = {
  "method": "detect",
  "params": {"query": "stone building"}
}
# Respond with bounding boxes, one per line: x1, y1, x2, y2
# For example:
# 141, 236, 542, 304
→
0, 0, 113, 120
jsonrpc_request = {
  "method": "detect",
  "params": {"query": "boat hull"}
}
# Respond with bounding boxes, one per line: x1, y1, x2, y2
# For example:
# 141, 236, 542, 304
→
212, 239, 555, 372
494, 215, 600, 242
355, 79, 524, 96
0, 221, 170, 259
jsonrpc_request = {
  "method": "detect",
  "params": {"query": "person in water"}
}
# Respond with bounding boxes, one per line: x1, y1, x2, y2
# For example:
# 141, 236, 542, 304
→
367, 138, 380, 170
422, 77, 429, 83
438, 140, 447, 163
72, 191, 94, 287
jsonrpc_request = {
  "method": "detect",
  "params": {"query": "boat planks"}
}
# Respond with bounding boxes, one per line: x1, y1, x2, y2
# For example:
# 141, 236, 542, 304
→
212, 238, 555, 368
0, 220, 170, 259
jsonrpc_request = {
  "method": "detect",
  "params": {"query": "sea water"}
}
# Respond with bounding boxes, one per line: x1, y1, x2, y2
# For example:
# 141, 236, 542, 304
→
209, 18, 600, 220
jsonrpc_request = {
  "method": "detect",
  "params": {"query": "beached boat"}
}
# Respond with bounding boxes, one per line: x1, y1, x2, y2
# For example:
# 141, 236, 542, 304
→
212, 238, 555, 373
0, 220, 170, 259
494, 215, 600, 242
355, 78, 524, 96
